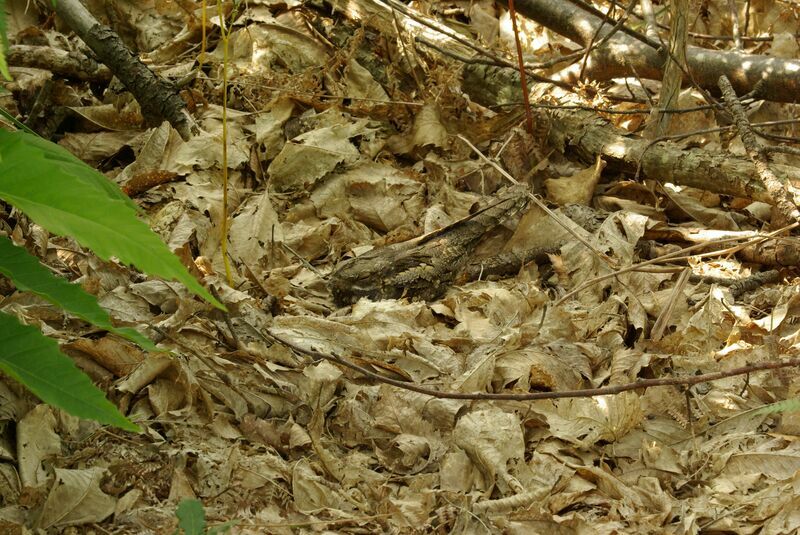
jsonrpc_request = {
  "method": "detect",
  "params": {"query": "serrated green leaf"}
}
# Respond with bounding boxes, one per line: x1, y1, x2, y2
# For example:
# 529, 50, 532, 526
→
176, 499, 206, 535
2, 130, 136, 207
0, 0, 11, 81
0, 130, 223, 309
0, 312, 139, 431
0, 235, 157, 350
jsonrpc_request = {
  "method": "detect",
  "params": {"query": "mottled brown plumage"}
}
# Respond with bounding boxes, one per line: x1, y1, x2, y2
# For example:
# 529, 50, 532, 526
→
329, 186, 529, 305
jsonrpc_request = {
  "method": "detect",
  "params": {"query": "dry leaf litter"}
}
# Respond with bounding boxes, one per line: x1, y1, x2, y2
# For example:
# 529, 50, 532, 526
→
2, 0, 800, 533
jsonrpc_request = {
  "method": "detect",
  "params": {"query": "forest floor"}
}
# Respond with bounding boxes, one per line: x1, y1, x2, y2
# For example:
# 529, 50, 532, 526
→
3, 0, 800, 533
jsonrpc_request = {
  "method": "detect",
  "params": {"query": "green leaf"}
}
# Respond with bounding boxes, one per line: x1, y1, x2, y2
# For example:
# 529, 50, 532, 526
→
208, 520, 237, 534
0, 312, 139, 431
0, 107, 35, 134
0, 0, 11, 81
1, 130, 135, 207
0, 130, 223, 309
0, 235, 157, 350
753, 398, 800, 415
176, 499, 206, 535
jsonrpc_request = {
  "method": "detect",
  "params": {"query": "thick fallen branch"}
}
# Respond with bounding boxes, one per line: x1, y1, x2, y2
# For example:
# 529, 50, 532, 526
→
543, 102, 786, 203
509, 0, 800, 103
350, 0, 800, 104
7, 45, 111, 82
51, 0, 194, 140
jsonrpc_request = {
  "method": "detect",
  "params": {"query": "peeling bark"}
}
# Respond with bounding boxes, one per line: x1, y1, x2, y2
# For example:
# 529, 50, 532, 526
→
7, 45, 112, 82
545, 104, 779, 203
462, 66, 794, 205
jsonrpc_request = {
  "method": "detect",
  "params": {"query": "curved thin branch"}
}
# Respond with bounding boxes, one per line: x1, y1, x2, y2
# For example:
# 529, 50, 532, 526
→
267, 328, 800, 401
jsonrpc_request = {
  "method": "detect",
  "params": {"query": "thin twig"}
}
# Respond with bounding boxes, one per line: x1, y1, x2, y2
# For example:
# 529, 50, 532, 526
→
456, 134, 616, 267
506, 0, 534, 133
554, 222, 798, 307
638, 0, 660, 40
727, 0, 743, 50
718, 75, 800, 227
267, 328, 800, 401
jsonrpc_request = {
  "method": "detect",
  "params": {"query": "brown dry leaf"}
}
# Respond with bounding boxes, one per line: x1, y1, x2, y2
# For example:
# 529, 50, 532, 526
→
763, 496, 800, 534
114, 488, 142, 517
9, 0, 800, 531
37, 467, 116, 529
664, 89, 719, 146
67, 104, 143, 131
388, 103, 449, 154
148, 377, 190, 416
5, 0, 39, 35
342, 59, 389, 101
168, 464, 197, 503
444, 285, 538, 341
544, 155, 605, 205
245, 18, 329, 73
609, 348, 658, 385
494, 342, 589, 392
195, 376, 250, 420
452, 408, 524, 493
232, 450, 291, 492
62, 336, 146, 377
498, 7, 546, 54
469, 1, 500, 44
292, 459, 355, 513
117, 353, 176, 395
17, 405, 60, 488
58, 131, 141, 167
87, 0, 185, 50
270, 315, 378, 357
350, 355, 413, 381
538, 391, 643, 446
310, 162, 425, 232
268, 118, 374, 193
451, 342, 499, 393
344, 298, 442, 332
769, 32, 800, 58
595, 195, 663, 219
661, 183, 739, 230
228, 191, 283, 266
252, 97, 295, 160
411, 104, 448, 150
128, 279, 203, 329
376, 433, 439, 474
675, 286, 737, 353
162, 106, 251, 174
116, 121, 175, 184
505, 203, 587, 253
372, 389, 447, 474
723, 452, 800, 480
